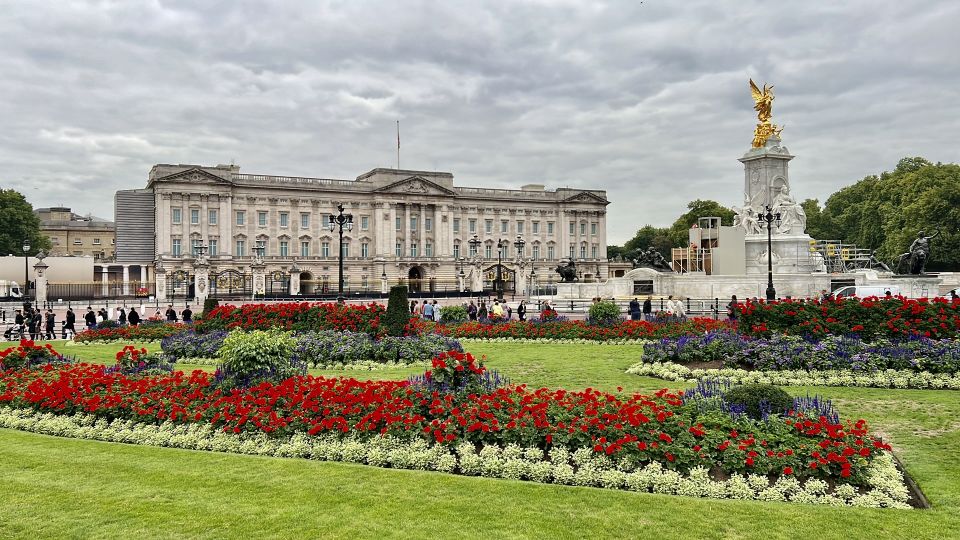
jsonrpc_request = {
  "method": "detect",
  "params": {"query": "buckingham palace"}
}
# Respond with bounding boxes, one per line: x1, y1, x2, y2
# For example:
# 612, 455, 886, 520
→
113, 163, 609, 299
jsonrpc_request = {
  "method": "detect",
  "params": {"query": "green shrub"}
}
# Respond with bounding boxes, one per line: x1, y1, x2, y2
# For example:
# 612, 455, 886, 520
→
96, 319, 120, 329
723, 384, 794, 420
202, 297, 220, 316
383, 285, 410, 337
216, 329, 300, 386
439, 305, 468, 324
587, 301, 622, 326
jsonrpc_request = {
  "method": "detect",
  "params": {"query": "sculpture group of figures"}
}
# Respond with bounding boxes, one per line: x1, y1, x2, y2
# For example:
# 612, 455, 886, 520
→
627, 246, 672, 272
733, 184, 807, 236
895, 230, 939, 275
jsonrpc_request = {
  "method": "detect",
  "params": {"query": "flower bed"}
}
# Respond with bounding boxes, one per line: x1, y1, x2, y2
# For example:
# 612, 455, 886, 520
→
74, 323, 188, 343
738, 296, 960, 340
429, 317, 733, 342
0, 407, 910, 508
643, 333, 960, 374
628, 362, 960, 390
0, 353, 894, 492
194, 302, 384, 335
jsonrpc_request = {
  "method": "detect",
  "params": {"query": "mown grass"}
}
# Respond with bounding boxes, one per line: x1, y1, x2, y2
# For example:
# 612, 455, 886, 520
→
2, 339, 960, 538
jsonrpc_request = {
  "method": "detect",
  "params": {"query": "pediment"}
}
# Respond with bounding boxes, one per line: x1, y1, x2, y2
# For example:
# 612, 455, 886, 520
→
562, 191, 608, 204
374, 176, 456, 196
154, 168, 233, 186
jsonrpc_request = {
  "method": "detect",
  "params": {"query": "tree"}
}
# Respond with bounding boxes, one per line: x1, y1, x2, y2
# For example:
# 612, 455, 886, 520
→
800, 198, 828, 240
818, 158, 960, 270
623, 225, 674, 257
0, 189, 50, 256
606, 245, 627, 259
383, 285, 411, 336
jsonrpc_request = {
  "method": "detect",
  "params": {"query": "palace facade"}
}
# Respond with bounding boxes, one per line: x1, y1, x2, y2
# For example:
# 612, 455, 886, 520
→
115, 164, 609, 297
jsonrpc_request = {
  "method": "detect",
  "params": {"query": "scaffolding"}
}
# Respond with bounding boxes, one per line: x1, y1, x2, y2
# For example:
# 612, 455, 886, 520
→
808, 240, 890, 273
672, 217, 722, 274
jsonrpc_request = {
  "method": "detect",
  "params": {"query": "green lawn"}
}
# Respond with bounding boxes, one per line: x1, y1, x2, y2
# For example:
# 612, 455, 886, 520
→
2, 339, 959, 538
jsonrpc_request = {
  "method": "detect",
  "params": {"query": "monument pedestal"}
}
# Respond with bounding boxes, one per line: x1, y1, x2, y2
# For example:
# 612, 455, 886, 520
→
745, 234, 821, 275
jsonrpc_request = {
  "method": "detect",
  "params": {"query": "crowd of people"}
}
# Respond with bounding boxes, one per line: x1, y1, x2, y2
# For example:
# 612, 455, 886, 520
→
411, 298, 545, 322
4, 302, 197, 341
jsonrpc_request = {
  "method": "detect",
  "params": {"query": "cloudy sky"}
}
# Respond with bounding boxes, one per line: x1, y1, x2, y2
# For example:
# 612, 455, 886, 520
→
1, 0, 958, 244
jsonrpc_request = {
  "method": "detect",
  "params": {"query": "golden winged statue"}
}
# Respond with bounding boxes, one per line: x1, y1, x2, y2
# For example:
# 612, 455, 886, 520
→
749, 79, 782, 147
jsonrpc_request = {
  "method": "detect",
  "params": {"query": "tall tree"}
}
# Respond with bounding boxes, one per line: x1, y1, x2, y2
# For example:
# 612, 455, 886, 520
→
800, 198, 827, 240
623, 225, 674, 256
0, 189, 50, 256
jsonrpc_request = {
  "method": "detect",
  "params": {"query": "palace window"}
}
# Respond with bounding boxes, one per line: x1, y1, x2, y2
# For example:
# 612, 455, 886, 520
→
280, 241, 289, 257
301, 241, 310, 257
453, 243, 461, 259
501, 220, 508, 233
361, 242, 369, 258
321, 242, 331, 257
396, 216, 402, 231
395, 242, 402, 256
301, 213, 310, 228
172, 208, 182, 224
469, 219, 476, 233
591, 222, 598, 235
485, 219, 493, 234
236, 211, 245, 225
410, 216, 418, 231
580, 222, 586, 236
191, 238, 202, 256
410, 242, 418, 257
235, 240, 245, 256
190, 209, 199, 225
532, 245, 540, 260
425, 217, 432, 232
93, 238, 101, 245
280, 212, 289, 228
591, 244, 598, 259
172, 239, 182, 257
453, 218, 460, 233
547, 245, 555, 260
580, 245, 587, 259
208, 239, 218, 256
361, 216, 369, 230
517, 221, 524, 234
547, 222, 554, 235
485, 245, 492, 258
341, 243, 350, 258
570, 222, 575, 235
532, 221, 539, 234
258, 211, 267, 227
209, 209, 218, 225
425, 242, 433, 257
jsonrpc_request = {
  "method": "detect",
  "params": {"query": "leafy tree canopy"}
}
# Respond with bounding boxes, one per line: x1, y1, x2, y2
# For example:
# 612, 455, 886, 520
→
0, 189, 50, 256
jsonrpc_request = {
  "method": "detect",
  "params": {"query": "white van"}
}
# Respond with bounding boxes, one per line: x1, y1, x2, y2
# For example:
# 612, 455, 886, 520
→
0, 280, 22, 299
833, 285, 901, 298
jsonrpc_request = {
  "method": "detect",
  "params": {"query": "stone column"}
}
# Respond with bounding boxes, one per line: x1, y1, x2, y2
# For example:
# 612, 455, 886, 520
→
515, 259, 528, 297
380, 271, 389, 294
155, 263, 167, 301
251, 261, 267, 300
122, 265, 130, 296
101, 265, 109, 297
289, 263, 301, 296
457, 271, 465, 293
33, 260, 49, 305
193, 260, 209, 307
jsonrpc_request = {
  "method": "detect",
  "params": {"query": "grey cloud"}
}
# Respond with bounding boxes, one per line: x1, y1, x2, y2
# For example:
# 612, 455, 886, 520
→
1, 0, 958, 245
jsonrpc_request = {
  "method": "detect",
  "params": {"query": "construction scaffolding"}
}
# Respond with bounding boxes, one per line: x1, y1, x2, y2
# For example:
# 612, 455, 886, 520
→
808, 240, 891, 273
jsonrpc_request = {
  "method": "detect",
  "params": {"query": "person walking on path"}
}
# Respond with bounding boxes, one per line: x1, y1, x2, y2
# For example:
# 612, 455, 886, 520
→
642, 296, 653, 321
181, 305, 193, 323
629, 298, 641, 321
422, 300, 434, 321
467, 301, 477, 321
727, 295, 739, 322
128, 308, 141, 327
64, 308, 76, 338
165, 304, 178, 322
517, 300, 527, 321
84, 307, 97, 330
118, 308, 127, 326
27, 309, 38, 340
477, 301, 488, 320
44, 309, 55, 340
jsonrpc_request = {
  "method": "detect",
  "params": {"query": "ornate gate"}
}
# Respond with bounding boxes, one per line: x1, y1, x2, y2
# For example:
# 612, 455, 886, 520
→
267, 270, 290, 297
166, 270, 193, 300
209, 269, 252, 298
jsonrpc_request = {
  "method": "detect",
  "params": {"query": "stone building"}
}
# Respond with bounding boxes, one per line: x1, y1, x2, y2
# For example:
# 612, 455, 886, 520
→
115, 164, 609, 299
35, 207, 115, 260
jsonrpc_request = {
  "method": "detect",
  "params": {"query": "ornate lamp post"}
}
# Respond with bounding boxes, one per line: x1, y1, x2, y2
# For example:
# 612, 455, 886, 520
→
495, 238, 509, 301
513, 235, 526, 300
529, 266, 537, 298
760, 205, 782, 301
326, 203, 353, 303
457, 257, 466, 293
22, 239, 30, 303
468, 235, 482, 294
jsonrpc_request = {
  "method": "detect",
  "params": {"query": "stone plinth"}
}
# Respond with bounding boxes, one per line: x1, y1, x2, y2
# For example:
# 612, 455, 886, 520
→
744, 234, 821, 275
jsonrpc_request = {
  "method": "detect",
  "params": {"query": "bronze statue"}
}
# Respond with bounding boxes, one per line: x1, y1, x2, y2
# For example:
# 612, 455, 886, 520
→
749, 79, 783, 148
627, 246, 672, 272
895, 230, 940, 274
555, 260, 578, 282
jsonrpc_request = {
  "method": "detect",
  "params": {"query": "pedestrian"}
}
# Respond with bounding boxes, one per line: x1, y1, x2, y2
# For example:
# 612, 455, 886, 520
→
85, 307, 97, 329
422, 300, 434, 321
727, 295, 739, 322
128, 307, 141, 327
27, 309, 38, 340
432, 300, 441, 322
45, 309, 55, 340
629, 297, 641, 321
410, 300, 418, 314
98, 308, 108, 322
517, 300, 527, 321
492, 300, 504, 318
673, 296, 687, 320
506, 304, 512, 320
467, 301, 477, 321
14, 310, 25, 338
477, 301, 488, 320
642, 296, 653, 321
952, 290, 959, 301
65, 307, 76, 338
181, 305, 193, 323
165, 304, 178, 322
118, 307, 127, 326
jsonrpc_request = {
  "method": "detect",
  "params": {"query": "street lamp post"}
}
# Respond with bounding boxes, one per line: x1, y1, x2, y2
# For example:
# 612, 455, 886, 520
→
326, 204, 354, 303
513, 235, 525, 301
22, 239, 30, 304
457, 257, 465, 294
495, 238, 509, 301
468, 234, 482, 294
760, 205, 781, 301
529, 267, 537, 298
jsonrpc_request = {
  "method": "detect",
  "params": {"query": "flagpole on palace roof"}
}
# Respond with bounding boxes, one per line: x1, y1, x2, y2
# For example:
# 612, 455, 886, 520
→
396, 120, 400, 170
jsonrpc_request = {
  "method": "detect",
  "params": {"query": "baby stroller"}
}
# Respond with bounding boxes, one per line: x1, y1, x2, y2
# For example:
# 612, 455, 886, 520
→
3, 324, 25, 341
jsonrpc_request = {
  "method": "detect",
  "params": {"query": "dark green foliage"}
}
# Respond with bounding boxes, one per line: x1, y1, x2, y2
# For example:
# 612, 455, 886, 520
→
439, 305, 468, 324
587, 301, 622, 326
202, 298, 219, 316
383, 285, 410, 337
96, 320, 120, 329
0, 189, 51, 256
723, 384, 794, 420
